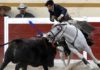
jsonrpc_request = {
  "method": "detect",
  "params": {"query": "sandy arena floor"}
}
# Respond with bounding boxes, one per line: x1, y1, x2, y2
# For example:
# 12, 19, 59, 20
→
2, 60, 100, 70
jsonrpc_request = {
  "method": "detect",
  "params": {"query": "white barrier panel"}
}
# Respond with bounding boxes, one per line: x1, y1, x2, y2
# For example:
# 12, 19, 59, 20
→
4, 17, 100, 59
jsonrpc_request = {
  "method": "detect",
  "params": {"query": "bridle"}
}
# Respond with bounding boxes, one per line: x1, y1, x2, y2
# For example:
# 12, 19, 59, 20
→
48, 23, 79, 48
49, 24, 63, 42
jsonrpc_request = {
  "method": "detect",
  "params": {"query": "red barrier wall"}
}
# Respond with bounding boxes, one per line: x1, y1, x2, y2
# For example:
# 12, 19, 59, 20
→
88, 23, 100, 59
0, 19, 100, 62
9, 23, 100, 59
0, 17, 4, 63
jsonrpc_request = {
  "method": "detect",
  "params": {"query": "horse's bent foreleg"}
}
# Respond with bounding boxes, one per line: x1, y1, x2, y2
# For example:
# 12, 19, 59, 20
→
59, 51, 67, 66
67, 52, 72, 66
84, 45, 100, 68
57, 46, 67, 66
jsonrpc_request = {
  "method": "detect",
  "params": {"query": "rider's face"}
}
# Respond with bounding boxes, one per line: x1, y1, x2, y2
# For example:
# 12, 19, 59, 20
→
47, 5, 53, 10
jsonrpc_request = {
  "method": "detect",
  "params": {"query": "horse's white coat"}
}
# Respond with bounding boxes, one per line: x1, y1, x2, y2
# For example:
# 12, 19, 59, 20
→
47, 22, 100, 69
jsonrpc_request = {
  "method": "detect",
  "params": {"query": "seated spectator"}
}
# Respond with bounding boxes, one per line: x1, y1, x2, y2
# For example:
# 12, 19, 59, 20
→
0, 6, 11, 17
16, 3, 35, 18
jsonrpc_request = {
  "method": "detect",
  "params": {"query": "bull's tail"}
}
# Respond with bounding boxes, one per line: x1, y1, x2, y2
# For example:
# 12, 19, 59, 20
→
0, 41, 12, 47
0, 39, 23, 47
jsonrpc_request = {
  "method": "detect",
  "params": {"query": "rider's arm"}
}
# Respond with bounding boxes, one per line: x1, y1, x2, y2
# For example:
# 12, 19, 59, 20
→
57, 4, 67, 20
49, 10, 55, 22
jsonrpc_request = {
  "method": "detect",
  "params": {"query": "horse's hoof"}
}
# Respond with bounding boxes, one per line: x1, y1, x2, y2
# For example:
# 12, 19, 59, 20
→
97, 64, 100, 68
87, 64, 94, 70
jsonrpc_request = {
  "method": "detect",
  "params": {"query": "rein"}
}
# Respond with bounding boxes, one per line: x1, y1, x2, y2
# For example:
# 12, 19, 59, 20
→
50, 24, 64, 41
49, 24, 63, 47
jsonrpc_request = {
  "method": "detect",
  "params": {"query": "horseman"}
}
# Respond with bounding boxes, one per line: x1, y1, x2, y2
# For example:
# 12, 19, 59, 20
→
45, 0, 72, 22
45, 0, 94, 46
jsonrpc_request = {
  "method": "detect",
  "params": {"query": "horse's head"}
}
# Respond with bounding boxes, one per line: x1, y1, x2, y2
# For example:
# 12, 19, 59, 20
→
46, 24, 62, 43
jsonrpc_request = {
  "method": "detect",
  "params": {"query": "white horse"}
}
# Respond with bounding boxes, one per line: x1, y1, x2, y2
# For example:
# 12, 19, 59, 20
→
46, 22, 100, 69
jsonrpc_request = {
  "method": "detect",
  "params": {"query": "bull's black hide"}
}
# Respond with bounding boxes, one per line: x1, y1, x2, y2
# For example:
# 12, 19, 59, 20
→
0, 37, 56, 70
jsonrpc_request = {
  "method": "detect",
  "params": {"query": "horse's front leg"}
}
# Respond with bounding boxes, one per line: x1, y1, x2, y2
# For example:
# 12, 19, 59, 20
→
57, 47, 72, 66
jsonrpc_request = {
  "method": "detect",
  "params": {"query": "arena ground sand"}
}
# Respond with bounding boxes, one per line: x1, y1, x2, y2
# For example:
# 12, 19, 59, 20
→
3, 60, 100, 70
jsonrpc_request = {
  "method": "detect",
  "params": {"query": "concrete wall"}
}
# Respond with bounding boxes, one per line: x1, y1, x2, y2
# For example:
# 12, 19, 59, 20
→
8, 7, 100, 18
0, 0, 100, 17
0, 0, 100, 3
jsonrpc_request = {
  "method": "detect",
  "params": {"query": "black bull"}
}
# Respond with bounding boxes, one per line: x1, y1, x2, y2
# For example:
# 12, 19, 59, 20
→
0, 37, 56, 70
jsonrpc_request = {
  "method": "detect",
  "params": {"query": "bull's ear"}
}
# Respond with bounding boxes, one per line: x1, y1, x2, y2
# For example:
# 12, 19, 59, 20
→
43, 37, 49, 43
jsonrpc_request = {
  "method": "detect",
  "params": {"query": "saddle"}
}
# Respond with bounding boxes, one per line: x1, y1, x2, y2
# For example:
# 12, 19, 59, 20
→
82, 30, 94, 46
71, 20, 94, 46
76, 21, 95, 35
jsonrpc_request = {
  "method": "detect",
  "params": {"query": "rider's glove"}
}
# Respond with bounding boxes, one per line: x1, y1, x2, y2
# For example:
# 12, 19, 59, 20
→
57, 14, 64, 21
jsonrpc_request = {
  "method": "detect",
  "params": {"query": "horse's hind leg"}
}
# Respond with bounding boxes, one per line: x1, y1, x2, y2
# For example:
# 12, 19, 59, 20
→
84, 45, 100, 68
69, 46, 89, 63
68, 46, 95, 69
